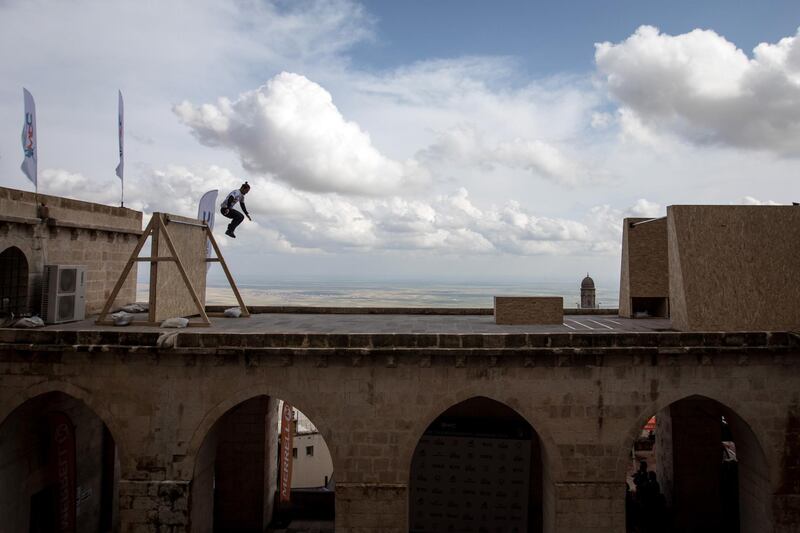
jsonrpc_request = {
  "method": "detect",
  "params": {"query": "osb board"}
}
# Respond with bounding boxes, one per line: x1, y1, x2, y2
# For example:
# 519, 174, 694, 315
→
668, 205, 800, 331
494, 296, 563, 325
409, 434, 531, 532
618, 217, 669, 317
153, 213, 207, 321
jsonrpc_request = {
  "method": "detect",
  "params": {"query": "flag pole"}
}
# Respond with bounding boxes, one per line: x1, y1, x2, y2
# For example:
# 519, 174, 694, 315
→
116, 90, 124, 207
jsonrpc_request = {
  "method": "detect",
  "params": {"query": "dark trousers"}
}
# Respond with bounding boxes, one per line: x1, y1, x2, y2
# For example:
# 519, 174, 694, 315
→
221, 208, 244, 232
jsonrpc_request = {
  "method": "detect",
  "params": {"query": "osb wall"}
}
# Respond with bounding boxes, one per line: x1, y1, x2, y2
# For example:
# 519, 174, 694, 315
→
668, 205, 800, 331
152, 214, 207, 321
618, 217, 669, 318
0, 186, 142, 315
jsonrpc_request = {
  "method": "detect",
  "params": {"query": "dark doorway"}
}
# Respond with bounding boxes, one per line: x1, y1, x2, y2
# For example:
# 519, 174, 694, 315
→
0, 246, 29, 315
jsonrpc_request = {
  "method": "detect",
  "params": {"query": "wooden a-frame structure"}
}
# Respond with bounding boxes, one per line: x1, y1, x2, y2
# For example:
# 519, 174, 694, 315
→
96, 213, 249, 327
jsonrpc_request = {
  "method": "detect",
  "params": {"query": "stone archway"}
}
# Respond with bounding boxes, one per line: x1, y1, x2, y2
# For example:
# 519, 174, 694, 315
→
408, 396, 544, 533
189, 395, 335, 533
0, 391, 120, 533
623, 394, 771, 533
0, 246, 29, 315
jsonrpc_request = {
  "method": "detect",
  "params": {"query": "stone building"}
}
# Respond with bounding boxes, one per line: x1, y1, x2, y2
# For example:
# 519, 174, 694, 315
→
580, 273, 596, 309
1, 193, 800, 532
0, 186, 141, 317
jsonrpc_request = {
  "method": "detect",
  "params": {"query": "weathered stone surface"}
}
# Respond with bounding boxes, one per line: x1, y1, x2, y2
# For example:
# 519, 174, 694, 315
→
1, 322, 799, 532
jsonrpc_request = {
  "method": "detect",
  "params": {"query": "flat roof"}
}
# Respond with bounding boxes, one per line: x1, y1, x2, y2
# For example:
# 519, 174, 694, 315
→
38, 312, 670, 335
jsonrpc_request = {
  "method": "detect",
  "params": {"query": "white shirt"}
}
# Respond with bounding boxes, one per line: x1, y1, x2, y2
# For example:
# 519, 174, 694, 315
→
221, 189, 243, 209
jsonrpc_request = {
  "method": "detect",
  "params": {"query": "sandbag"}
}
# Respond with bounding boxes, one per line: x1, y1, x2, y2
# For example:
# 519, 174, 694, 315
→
160, 317, 189, 328
223, 307, 242, 318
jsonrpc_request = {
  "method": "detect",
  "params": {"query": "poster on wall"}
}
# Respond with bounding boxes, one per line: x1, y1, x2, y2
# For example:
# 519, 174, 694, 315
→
48, 412, 77, 533
410, 434, 531, 532
279, 402, 294, 504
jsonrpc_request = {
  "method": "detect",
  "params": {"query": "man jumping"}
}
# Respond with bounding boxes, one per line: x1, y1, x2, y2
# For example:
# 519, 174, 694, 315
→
220, 181, 252, 238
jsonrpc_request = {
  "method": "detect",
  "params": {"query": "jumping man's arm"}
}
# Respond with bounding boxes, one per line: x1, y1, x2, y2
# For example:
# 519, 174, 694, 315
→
241, 199, 252, 220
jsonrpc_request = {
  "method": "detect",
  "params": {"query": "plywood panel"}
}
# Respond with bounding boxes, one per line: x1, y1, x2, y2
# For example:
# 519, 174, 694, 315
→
618, 217, 669, 318
668, 205, 800, 331
494, 296, 562, 325
153, 213, 207, 321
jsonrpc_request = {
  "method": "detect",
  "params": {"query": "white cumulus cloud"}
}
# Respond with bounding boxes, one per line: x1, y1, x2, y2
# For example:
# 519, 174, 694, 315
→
175, 72, 427, 196
596, 25, 800, 155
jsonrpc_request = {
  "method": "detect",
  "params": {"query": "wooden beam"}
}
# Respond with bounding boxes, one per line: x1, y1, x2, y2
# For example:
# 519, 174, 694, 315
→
148, 214, 161, 323
135, 257, 177, 262
95, 216, 156, 325
205, 227, 250, 317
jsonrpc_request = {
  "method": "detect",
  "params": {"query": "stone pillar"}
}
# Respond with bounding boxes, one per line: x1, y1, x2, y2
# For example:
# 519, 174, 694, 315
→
553, 481, 626, 532
119, 479, 190, 532
336, 483, 406, 533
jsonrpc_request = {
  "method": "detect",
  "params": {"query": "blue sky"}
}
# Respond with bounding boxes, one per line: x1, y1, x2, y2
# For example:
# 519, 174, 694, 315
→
1, 0, 799, 286
356, 1, 800, 74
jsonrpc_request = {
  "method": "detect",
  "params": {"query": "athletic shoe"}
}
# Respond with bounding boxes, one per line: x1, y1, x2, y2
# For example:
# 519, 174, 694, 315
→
225, 229, 236, 238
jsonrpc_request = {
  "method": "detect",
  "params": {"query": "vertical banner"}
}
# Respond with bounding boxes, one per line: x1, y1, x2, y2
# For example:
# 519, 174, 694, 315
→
20, 88, 37, 190
279, 402, 294, 504
197, 189, 219, 272
48, 412, 77, 533
115, 90, 124, 206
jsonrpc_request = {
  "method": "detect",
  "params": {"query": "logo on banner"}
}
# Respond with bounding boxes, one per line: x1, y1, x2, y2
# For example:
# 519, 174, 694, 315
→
23, 113, 34, 157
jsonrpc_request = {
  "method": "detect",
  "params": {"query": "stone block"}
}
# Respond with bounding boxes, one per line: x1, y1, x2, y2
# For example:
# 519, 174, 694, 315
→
494, 296, 563, 325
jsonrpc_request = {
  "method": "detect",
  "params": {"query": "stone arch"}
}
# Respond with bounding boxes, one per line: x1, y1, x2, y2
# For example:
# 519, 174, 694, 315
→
0, 380, 128, 470
187, 386, 336, 533
184, 384, 332, 471
406, 390, 563, 482
615, 390, 770, 482
0, 245, 30, 315
619, 392, 772, 533
408, 395, 551, 533
0, 386, 122, 533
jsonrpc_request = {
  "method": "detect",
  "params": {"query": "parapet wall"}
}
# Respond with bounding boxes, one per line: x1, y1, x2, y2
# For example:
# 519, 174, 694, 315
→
0, 186, 142, 315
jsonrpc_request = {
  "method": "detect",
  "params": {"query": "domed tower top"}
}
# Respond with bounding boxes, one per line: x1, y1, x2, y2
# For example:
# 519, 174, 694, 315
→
580, 273, 596, 309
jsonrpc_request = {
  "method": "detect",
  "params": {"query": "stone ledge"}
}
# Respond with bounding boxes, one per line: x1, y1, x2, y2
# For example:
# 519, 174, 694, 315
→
0, 330, 794, 351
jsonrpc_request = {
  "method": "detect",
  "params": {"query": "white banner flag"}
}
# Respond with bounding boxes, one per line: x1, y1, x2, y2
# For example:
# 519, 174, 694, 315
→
198, 189, 218, 271
20, 88, 37, 188
115, 90, 124, 181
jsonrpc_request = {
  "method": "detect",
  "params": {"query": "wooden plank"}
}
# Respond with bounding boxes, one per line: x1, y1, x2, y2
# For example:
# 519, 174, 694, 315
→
95, 217, 155, 325
148, 215, 161, 323
206, 227, 250, 317
158, 220, 211, 325
135, 257, 177, 262
205, 258, 222, 262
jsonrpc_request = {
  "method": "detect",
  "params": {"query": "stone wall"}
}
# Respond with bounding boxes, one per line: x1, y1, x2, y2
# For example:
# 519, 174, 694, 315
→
0, 329, 799, 532
0, 186, 142, 316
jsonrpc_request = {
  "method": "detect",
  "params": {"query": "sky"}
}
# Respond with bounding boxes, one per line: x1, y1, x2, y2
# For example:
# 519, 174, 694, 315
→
1, 0, 799, 287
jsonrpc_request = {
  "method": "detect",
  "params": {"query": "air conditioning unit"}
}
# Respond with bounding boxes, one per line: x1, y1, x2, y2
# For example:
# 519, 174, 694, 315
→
41, 265, 86, 324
